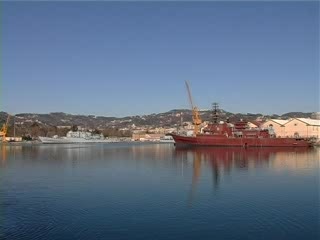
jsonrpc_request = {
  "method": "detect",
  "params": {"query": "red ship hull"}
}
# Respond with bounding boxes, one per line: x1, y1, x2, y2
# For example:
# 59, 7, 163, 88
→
171, 134, 312, 147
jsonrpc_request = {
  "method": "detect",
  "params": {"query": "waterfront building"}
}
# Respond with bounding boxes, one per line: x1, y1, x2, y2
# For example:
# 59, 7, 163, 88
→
5, 137, 23, 142
261, 118, 320, 139
247, 121, 263, 129
284, 118, 320, 138
261, 119, 288, 136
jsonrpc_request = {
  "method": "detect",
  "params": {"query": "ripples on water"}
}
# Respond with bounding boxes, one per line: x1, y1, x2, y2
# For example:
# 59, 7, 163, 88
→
0, 143, 319, 240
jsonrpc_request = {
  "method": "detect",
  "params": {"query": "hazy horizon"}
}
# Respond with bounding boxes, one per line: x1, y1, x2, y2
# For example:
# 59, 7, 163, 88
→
2, 107, 317, 119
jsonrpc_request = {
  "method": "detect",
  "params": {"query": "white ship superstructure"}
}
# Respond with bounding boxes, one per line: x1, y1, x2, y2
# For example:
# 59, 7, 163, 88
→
39, 130, 116, 144
159, 135, 175, 143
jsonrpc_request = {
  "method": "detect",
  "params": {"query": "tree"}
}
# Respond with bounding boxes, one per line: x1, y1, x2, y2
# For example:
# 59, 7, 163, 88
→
92, 129, 101, 134
71, 125, 78, 131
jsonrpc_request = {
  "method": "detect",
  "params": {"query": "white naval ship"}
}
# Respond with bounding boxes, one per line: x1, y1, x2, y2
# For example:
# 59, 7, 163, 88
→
39, 130, 116, 144
159, 135, 175, 143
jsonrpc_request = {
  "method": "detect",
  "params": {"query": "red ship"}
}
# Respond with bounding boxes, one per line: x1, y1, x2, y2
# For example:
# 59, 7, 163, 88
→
171, 120, 313, 148
172, 82, 313, 148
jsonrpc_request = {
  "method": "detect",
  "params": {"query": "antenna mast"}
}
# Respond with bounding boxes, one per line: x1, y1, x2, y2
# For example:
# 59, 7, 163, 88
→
212, 102, 219, 124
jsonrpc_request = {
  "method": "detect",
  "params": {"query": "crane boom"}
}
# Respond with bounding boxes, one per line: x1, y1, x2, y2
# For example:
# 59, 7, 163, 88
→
185, 81, 194, 110
185, 81, 202, 136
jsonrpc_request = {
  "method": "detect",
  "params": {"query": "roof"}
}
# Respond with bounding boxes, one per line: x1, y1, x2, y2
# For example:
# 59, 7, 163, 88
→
295, 118, 320, 126
145, 134, 165, 138
248, 121, 264, 127
269, 119, 289, 126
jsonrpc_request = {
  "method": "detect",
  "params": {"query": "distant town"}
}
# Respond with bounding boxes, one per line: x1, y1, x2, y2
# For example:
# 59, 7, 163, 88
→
1, 109, 319, 142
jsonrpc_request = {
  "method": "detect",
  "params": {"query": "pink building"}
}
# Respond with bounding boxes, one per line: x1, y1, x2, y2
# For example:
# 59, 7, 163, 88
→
261, 119, 288, 137
262, 118, 320, 139
284, 118, 320, 138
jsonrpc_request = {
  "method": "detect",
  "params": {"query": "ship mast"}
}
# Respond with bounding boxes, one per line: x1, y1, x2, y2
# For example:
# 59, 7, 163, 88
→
212, 102, 219, 124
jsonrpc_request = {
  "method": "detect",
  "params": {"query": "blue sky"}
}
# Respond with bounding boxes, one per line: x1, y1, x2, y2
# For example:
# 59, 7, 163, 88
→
2, 1, 319, 117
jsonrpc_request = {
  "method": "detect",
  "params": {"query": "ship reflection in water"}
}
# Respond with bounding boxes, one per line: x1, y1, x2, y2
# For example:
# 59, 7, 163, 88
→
0, 143, 319, 240
174, 147, 319, 204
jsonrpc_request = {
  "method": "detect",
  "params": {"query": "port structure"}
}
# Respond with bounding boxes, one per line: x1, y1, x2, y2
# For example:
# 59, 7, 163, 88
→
0, 115, 10, 142
185, 81, 202, 136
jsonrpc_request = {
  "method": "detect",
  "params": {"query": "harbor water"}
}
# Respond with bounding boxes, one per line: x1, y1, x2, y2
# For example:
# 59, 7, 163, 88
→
0, 143, 319, 239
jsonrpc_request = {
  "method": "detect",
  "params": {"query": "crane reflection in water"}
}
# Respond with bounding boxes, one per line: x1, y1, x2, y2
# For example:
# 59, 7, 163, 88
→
173, 146, 317, 205
1, 144, 6, 164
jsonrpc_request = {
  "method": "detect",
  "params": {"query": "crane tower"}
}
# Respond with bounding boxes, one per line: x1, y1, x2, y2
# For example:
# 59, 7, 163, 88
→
0, 115, 10, 142
185, 81, 202, 136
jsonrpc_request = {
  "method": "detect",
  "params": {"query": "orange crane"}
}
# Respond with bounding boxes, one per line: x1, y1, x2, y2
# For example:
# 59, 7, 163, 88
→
0, 115, 10, 142
185, 81, 202, 136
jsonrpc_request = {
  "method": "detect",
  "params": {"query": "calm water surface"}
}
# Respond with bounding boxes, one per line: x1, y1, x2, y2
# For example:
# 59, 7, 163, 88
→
0, 143, 319, 240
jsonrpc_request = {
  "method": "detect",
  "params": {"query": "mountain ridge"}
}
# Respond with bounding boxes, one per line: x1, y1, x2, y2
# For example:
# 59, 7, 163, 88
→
0, 109, 315, 126
0, 109, 317, 138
